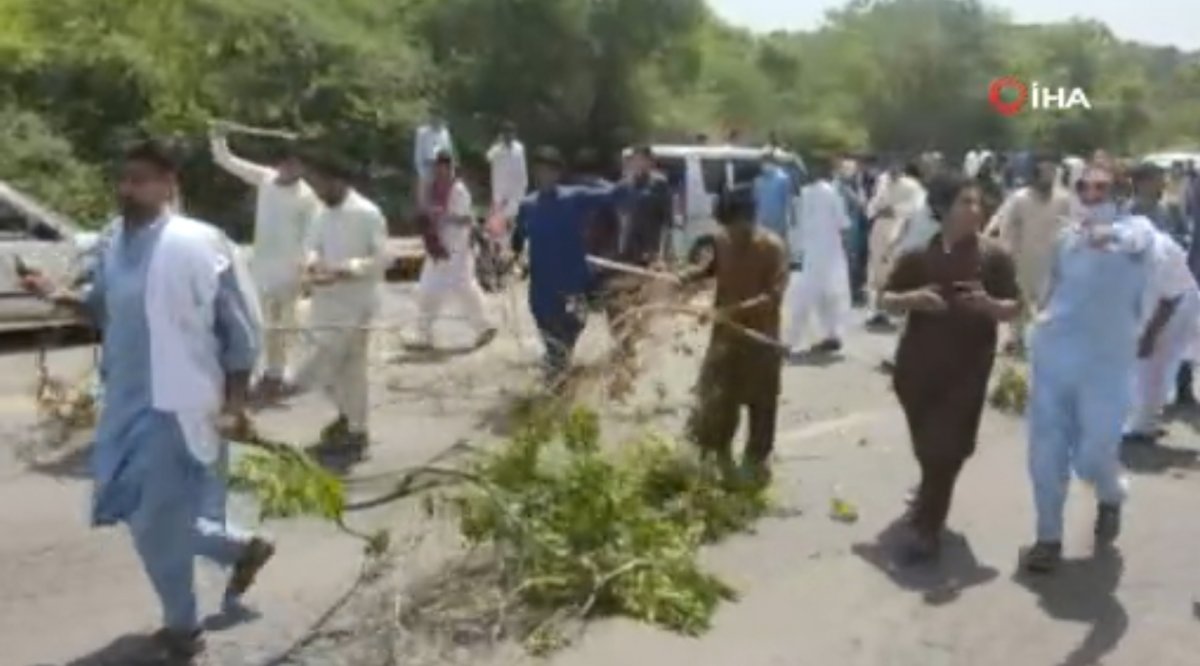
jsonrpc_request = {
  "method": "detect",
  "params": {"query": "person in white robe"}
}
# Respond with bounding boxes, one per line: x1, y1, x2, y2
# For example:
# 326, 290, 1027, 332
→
984, 154, 1071, 351
210, 124, 320, 395
22, 140, 269, 659
413, 115, 454, 207
413, 152, 496, 350
866, 162, 926, 326
486, 122, 528, 224
786, 164, 853, 354
284, 151, 387, 461
1125, 228, 1200, 442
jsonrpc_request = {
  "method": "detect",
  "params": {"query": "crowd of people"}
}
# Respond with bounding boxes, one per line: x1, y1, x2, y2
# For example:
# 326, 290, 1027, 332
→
18, 114, 1200, 658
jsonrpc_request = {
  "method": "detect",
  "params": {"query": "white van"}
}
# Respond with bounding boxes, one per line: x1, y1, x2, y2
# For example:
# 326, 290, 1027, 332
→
627, 144, 807, 265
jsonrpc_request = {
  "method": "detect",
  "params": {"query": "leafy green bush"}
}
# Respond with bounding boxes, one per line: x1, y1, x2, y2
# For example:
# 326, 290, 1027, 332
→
0, 105, 109, 225
455, 406, 767, 651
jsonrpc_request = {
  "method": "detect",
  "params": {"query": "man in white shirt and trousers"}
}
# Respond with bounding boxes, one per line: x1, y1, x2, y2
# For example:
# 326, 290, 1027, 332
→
786, 158, 853, 355
283, 150, 387, 462
1126, 227, 1200, 443
866, 162, 927, 327
413, 114, 454, 208
487, 121, 529, 227
412, 151, 497, 350
210, 123, 320, 398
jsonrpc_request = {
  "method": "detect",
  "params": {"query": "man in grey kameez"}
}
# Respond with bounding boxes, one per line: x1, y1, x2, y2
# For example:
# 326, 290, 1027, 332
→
23, 140, 274, 659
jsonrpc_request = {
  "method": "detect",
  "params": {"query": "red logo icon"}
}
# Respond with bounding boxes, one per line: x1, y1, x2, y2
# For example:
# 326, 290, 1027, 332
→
988, 77, 1028, 116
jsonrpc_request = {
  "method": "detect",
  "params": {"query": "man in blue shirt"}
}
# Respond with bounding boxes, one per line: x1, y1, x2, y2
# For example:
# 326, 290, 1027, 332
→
753, 151, 796, 251
512, 147, 631, 383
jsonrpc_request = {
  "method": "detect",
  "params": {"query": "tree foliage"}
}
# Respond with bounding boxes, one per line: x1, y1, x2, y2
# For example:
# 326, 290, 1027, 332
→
0, 0, 1196, 231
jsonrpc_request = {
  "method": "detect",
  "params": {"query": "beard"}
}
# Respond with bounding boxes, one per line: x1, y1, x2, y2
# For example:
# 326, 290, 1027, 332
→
117, 198, 160, 224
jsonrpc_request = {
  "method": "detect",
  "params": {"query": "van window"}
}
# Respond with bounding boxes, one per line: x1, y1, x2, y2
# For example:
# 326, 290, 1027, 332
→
700, 159, 727, 193
730, 159, 763, 187
656, 156, 686, 191
0, 200, 31, 237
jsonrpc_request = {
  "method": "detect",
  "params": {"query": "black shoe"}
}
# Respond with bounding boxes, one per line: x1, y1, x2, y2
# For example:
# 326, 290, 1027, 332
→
153, 627, 205, 660
812, 338, 843, 354
318, 416, 350, 446
225, 537, 276, 602
1021, 541, 1063, 574
1095, 503, 1122, 546
866, 313, 891, 328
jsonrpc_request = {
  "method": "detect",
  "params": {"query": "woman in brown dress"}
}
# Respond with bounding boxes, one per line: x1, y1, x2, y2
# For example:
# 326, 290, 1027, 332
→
881, 171, 1021, 561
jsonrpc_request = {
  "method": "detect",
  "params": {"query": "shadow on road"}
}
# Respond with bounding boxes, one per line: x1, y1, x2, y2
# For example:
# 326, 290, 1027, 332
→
0, 327, 95, 357
1013, 549, 1128, 666
787, 351, 845, 368
1120, 441, 1199, 476
852, 518, 999, 606
53, 633, 191, 666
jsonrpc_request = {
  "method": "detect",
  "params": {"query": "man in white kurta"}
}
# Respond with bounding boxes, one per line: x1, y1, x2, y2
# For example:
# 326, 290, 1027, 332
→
866, 163, 926, 325
486, 123, 528, 223
286, 154, 387, 459
414, 153, 496, 349
413, 116, 454, 207
985, 156, 1071, 350
210, 125, 320, 393
1126, 228, 1200, 441
786, 170, 853, 353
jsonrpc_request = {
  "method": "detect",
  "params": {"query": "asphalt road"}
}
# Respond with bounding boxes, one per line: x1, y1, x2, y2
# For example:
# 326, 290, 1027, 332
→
1, 284, 1199, 666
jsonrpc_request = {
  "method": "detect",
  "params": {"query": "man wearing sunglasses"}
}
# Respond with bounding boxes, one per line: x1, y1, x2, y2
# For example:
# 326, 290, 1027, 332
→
1022, 162, 1158, 573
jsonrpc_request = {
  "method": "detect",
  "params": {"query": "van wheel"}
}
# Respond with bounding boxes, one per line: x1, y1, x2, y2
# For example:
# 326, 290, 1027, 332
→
688, 237, 715, 267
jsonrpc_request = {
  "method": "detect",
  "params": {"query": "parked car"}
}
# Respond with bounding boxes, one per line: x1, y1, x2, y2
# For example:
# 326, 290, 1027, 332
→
0, 180, 93, 332
624, 144, 808, 265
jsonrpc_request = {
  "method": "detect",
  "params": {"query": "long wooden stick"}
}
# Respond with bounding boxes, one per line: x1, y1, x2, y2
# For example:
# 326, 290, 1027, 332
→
586, 255, 679, 282
210, 119, 299, 141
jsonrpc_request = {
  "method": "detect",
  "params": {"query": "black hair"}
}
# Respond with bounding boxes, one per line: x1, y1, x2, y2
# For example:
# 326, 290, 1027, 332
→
714, 184, 756, 226
903, 162, 922, 179
500, 120, 516, 134
925, 171, 977, 222
434, 150, 454, 165
631, 144, 654, 159
573, 147, 600, 174
532, 146, 565, 169
1130, 161, 1164, 184
123, 138, 180, 175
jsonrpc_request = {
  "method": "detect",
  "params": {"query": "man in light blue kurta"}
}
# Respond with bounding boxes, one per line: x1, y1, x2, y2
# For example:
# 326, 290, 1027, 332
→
24, 140, 272, 659
1022, 162, 1155, 573
753, 152, 796, 252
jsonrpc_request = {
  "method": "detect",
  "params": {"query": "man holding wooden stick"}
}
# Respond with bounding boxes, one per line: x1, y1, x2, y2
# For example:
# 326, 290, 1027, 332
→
210, 120, 320, 400
680, 184, 789, 483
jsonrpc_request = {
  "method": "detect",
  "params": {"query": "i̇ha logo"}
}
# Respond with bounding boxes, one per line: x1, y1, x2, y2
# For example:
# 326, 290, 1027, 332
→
987, 76, 1092, 116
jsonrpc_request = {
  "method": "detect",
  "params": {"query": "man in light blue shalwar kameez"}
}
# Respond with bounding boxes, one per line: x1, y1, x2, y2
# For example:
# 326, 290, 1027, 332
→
754, 151, 796, 252
23, 140, 273, 659
1022, 162, 1157, 573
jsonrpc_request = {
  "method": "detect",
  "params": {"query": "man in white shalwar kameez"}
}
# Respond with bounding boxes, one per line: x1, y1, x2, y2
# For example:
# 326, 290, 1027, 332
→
1125, 228, 1200, 442
210, 124, 320, 396
866, 162, 926, 326
486, 122, 529, 225
984, 154, 1071, 351
285, 152, 387, 461
786, 163, 853, 354
413, 152, 497, 350
413, 115, 454, 208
